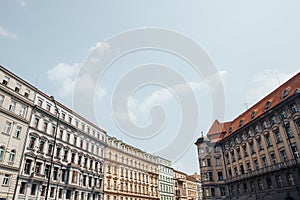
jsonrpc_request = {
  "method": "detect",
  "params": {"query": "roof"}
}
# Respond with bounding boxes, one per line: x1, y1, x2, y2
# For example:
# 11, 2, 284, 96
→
207, 120, 231, 136
223, 72, 300, 138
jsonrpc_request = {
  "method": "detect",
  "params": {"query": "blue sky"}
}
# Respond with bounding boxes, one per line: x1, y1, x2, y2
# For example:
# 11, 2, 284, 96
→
1, 0, 300, 174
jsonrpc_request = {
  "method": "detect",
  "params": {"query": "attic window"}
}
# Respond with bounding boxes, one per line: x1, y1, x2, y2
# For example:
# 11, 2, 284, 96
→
295, 88, 300, 94
251, 111, 257, 119
265, 101, 272, 110
282, 88, 290, 99
239, 119, 244, 127
229, 127, 233, 133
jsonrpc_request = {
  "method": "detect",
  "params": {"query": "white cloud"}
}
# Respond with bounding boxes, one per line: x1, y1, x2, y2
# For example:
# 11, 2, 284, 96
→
244, 69, 298, 106
47, 63, 79, 98
0, 26, 17, 40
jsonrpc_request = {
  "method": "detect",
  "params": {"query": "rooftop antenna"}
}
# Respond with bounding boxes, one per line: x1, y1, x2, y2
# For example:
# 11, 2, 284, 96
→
275, 72, 281, 86
243, 102, 248, 110
34, 76, 39, 87
201, 131, 204, 138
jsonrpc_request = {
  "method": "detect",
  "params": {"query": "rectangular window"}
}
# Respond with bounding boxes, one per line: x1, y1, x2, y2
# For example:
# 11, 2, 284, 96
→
274, 130, 282, 143
266, 177, 273, 189
220, 187, 226, 196
216, 158, 221, 166
250, 142, 256, 154
211, 188, 215, 196
31, 184, 37, 195
243, 145, 248, 157
246, 162, 251, 172
292, 146, 300, 159
265, 134, 272, 147
24, 159, 32, 174
280, 150, 287, 161
261, 157, 267, 168
14, 126, 22, 138
254, 160, 259, 170
276, 176, 283, 187
33, 118, 39, 128
0, 95, 4, 106
9, 101, 16, 112
285, 124, 294, 138
2, 174, 10, 186
271, 115, 276, 124
19, 182, 26, 194
207, 159, 211, 167
270, 153, 277, 165
3, 121, 12, 134
218, 171, 223, 181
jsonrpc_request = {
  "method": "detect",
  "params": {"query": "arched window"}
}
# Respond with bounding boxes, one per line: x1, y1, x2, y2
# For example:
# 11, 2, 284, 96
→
0, 146, 5, 161
9, 149, 16, 162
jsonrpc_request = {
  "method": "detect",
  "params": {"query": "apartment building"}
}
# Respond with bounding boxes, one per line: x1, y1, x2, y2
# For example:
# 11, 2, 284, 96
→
0, 65, 36, 200
104, 136, 159, 200
157, 156, 174, 200
15, 90, 107, 200
174, 170, 187, 200
195, 72, 300, 200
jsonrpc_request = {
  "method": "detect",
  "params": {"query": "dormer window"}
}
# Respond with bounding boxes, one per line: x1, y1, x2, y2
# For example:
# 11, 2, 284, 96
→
282, 88, 290, 99
251, 111, 257, 119
15, 83, 21, 93
295, 88, 300, 94
24, 89, 30, 98
2, 76, 9, 86
239, 119, 244, 127
265, 101, 272, 110
229, 127, 233, 133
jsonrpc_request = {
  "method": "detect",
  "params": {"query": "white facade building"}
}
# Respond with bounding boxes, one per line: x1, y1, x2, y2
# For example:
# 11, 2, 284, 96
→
157, 157, 174, 200
0, 65, 36, 200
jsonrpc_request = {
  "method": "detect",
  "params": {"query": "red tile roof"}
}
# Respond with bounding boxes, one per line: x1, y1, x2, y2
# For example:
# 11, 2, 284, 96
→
207, 72, 300, 140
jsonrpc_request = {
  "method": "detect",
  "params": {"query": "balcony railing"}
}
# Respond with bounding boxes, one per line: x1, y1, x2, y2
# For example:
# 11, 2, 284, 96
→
226, 158, 300, 183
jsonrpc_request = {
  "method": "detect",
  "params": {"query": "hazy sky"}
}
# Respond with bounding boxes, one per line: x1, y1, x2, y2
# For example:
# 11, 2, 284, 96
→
1, 0, 300, 174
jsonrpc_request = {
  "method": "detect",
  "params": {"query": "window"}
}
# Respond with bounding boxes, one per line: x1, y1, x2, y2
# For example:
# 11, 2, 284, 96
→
284, 124, 294, 138
43, 122, 48, 132
231, 151, 235, 162
39, 140, 45, 152
0, 146, 4, 161
254, 160, 259, 170
44, 165, 50, 178
234, 167, 238, 176
243, 145, 248, 157
251, 111, 257, 119
276, 176, 283, 187
258, 180, 263, 190
24, 89, 30, 98
9, 101, 16, 112
218, 171, 223, 181
280, 149, 287, 161
282, 89, 290, 98
261, 157, 267, 168
220, 187, 226, 196
207, 159, 211, 167
53, 167, 59, 181
14, 126, 21, 138
288, 173, 295, 185
265, 101, 272, 110
292, 146, 300, 159
271, 115, 276, 124
237, 148, 241, 159
211, 188, 215, 196
291, 103, 298, 114
280, 110, 287, 119
33, 118, 39, 128
208, 172, 213, 181
8, 150, 16, 162
265, 134, 272, 147
0, 95, 4, 106
19, 182, 26, 194
270, 153, 277, 165
2, 76, 9, 86
31, 184, 37, 195
56, 147, 61, 158
50, 187, 55, 197
274, 130, 282, 143
3, 122, 11, 134
250, 142, 256, 154
72, 171, 78, 183
246, 162, 251, 172
24, 159, 32, 174
28, 136, 36, 149
47, 144, 53, 155
15, 83, 21, 92
2, 174, 10, 186
216, 158, 221, 166
35, 162, 42, 174
240, 164, 245, 174
266, 177, 273, 189
201, 159, 206, 167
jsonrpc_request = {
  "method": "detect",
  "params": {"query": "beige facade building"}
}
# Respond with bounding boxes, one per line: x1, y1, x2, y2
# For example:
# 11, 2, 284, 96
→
0, 65, 36, 200
15, 90, 107, 200
195, 72, 300, 200
104, 136, 159, 200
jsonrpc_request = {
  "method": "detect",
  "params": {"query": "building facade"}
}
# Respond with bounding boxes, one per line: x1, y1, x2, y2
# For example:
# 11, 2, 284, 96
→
104, 136, 159, 200
157, 156, 174, 200
195, 72, 300, 200
15, 91, 107, 200
0, 65, 36, 200
174, 170, 187, 200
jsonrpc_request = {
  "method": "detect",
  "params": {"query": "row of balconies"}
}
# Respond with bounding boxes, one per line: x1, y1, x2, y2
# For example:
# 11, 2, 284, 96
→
226, 158, 300, 183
